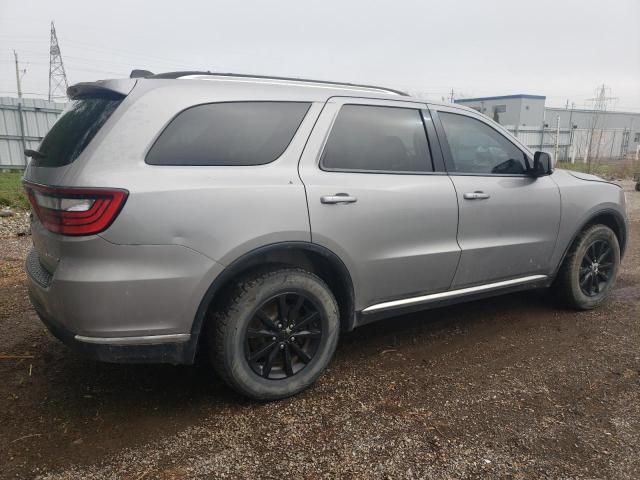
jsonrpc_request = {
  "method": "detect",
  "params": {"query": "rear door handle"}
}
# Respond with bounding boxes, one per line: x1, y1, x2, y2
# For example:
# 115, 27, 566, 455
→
320, 193, 358, 204
463, 191, 490, 200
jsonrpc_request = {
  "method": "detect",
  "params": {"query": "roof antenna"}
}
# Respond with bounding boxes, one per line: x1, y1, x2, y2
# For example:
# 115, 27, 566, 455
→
130, 70, 154, 78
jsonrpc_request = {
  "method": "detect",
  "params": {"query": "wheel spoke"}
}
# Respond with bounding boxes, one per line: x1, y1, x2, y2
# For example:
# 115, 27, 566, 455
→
256, 310, 278, 331
278, 295, 289, 323
292, 311, 319, 332
289, 296, 304, 324
293, 330, 322, 339
289, 341, 312, 363
597, 246, 611, 263
591, 272, 598, 294
599, 262, 613, 271
580, 272, 591, 286
249, 341, 277, 362
262, 343, 281, 378
283, 345, 294, 377
597, 271, 609, 282
247, 328, 276, 339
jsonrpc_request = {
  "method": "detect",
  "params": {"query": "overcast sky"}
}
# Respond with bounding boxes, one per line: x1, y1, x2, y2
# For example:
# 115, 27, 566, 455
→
1, 0, 639, 111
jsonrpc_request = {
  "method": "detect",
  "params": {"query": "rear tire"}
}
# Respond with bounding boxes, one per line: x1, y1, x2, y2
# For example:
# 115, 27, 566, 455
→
553, 224, 620, 310
208, 268, 339, 401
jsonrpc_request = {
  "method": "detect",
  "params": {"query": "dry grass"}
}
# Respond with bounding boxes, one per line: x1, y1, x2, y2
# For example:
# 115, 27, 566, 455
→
557, 157, 640, 179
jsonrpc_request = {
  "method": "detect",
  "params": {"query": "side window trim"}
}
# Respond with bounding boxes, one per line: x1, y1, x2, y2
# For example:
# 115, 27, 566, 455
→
421, 109, 446, 172
431, 108, 532, 177
318, 103, 442, 176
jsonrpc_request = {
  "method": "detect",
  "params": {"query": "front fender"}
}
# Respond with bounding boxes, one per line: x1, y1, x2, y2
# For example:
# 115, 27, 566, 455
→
550, 170, 628, 275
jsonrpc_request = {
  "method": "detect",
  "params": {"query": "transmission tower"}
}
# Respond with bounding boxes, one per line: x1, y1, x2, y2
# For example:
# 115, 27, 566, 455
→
48, 21, 69, 101
585, 84, 617, 170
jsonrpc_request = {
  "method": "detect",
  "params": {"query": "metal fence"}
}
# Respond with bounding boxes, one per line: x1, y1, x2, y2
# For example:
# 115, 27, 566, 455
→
506, 125, 632, 164
0, 97, 66, 169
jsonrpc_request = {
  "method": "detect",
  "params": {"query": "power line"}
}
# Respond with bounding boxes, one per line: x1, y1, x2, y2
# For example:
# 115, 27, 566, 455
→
58, 37, 199, 69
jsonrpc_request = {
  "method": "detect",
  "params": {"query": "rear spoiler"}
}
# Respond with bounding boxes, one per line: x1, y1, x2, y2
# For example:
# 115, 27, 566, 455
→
67, 79, 137, 100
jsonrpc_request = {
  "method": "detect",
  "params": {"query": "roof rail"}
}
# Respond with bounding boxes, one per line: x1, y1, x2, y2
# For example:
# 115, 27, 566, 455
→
143, 70, 408, 96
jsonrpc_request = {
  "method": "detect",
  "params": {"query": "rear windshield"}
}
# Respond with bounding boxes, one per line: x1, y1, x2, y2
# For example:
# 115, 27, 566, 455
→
34, 97, 122, 167
146, 102, 310, 166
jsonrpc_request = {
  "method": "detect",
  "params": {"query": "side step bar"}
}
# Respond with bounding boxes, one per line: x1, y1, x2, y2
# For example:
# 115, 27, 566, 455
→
74, 333, 190, 345
362, 275, 548, 314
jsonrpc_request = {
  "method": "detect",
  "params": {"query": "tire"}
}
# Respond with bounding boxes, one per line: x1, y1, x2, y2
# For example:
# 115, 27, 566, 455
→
208, 268, 339, 401
553, 224, 620, 310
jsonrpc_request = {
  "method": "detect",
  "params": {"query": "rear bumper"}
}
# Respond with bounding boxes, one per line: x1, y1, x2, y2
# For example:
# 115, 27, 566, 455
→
30, 293, 194, 364
25, 239, 224, 364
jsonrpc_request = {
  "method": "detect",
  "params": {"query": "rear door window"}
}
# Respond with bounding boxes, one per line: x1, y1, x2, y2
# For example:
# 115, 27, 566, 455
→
146, 102, 311, 166
35, 97, 123, 167
321, 105, 433, 173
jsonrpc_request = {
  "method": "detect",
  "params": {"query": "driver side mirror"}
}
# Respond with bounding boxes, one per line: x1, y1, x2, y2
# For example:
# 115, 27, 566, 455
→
529, 151, 553, 177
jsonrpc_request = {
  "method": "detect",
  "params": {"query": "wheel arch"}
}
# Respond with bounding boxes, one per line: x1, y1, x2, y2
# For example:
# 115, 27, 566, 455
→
186, 242, 356, 363
553, 208, 628, 280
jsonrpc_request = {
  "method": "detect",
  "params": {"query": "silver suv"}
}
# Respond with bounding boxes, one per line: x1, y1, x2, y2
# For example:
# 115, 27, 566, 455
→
23, 72, 628, 400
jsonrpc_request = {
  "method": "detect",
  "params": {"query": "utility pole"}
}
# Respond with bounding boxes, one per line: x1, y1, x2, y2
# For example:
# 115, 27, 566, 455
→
48, 21, 69, 101
13, 51, 22, 99
568, 102, 575, 162
449, 88, 455, 103
609, 131, 616, 161
13, 51, 27, 165
554, 115, 560, 163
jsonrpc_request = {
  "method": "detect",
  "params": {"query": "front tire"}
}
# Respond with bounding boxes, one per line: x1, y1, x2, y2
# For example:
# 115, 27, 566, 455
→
209, 268, 339, 401
553, 224, 620, 309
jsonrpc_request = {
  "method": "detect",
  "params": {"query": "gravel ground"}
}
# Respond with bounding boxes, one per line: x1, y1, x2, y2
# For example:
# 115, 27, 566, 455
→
0, 209, 30, 238
0, 180, 638, 480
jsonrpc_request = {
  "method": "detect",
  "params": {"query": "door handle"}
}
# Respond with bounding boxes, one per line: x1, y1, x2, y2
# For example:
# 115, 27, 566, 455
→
320, 193, 358, 204
463, 191, 490, 200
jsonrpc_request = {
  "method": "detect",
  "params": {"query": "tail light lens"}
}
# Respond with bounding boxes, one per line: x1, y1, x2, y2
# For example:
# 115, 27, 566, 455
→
24, 181, 128, 236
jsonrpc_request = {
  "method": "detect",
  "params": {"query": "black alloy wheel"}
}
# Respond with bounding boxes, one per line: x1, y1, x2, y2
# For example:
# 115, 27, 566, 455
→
245, 292, 323, 380
579, 239, 614, 297
553, 224, 620, 309
210, 268, 339, 400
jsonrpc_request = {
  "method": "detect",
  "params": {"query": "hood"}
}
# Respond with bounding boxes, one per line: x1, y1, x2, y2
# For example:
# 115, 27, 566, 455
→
567, 170, 607, 183
564, 170, 622, 189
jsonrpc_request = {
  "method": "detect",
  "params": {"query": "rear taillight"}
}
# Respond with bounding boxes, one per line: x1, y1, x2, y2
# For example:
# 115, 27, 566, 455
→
24, 181, 128, 236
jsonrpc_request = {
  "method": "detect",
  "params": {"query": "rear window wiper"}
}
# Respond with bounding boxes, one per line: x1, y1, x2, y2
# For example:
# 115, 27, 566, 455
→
25, 149, 46, 159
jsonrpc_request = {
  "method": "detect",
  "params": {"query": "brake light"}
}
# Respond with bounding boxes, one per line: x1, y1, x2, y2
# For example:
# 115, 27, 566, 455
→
24, 182, 128, 236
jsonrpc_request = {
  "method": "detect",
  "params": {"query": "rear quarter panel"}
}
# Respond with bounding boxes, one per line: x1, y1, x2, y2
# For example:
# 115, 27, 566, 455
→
76, 83, 324, 266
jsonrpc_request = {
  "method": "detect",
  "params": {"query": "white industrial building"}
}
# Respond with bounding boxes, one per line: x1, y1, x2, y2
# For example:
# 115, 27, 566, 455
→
455, 94, 640, 162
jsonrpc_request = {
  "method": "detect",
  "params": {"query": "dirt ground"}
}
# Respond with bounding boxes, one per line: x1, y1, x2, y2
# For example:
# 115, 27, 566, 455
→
0, 180, 638, 480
